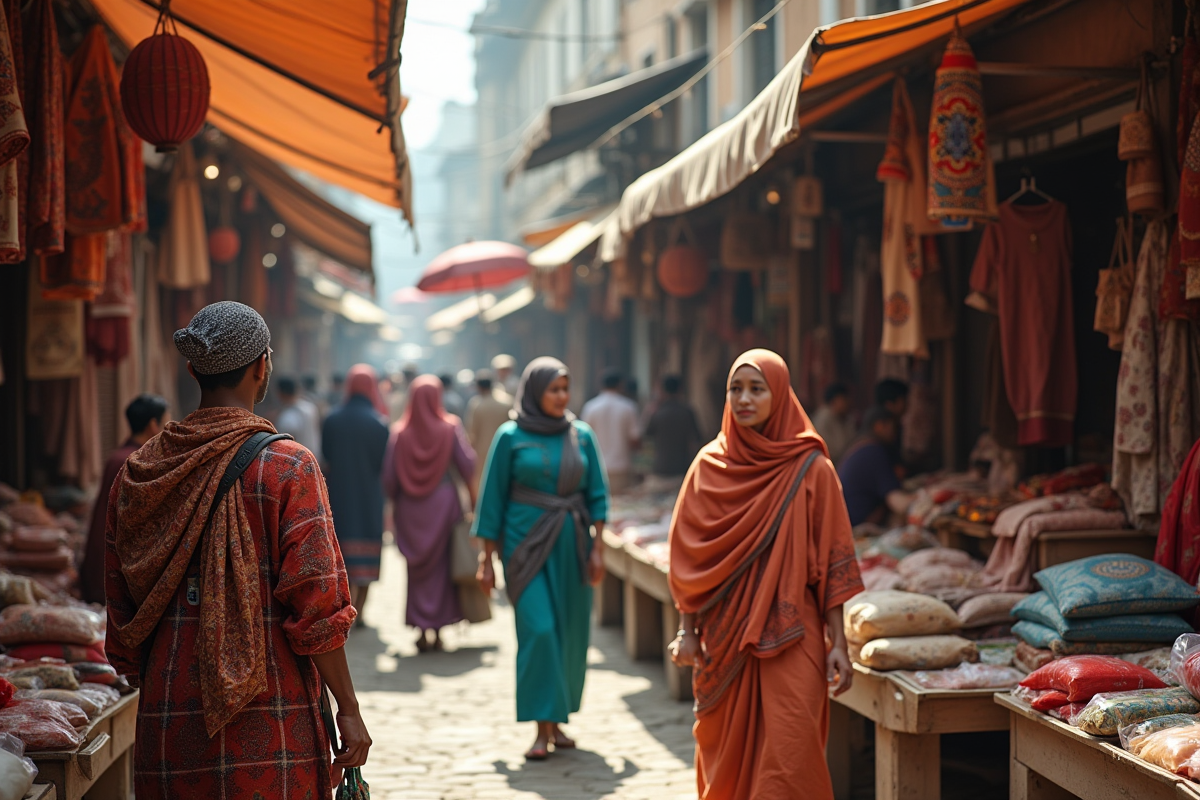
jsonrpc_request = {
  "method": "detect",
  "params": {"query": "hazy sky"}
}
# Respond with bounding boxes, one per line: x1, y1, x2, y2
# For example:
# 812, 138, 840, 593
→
401, 0, 489, 149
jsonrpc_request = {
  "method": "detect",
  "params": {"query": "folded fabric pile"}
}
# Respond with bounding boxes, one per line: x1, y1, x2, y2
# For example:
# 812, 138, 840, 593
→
0, 492, 83, 597
844, 590, 976, 670
976, 493, 1131, 593
856, 526, 939, 592
1011, 555, 1200, 660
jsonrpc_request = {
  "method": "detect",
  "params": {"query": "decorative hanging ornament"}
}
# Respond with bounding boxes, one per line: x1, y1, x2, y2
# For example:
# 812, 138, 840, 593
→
927, 21, 991, 227
120, 2, 210, 153
657, 244, 708, 298
207, 226, 240, 263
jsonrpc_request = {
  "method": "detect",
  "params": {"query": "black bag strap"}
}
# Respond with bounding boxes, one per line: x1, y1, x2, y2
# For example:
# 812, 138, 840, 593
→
212, 431, 293, 513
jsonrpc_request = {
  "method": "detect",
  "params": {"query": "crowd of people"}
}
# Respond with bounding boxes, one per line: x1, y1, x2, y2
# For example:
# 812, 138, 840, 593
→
79, 299, 933, 797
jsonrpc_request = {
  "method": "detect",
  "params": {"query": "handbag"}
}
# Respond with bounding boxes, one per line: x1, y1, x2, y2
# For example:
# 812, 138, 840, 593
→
458, 580, 493, 624
320, 685, 370, 799
450, 518, 479, 585
1118, 59, 1156, 161
1094, 217, 1135, 349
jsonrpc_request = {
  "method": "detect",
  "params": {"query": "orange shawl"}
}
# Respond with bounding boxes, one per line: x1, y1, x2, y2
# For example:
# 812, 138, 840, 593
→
112, 407, 275, 737
669, 349, 861, 714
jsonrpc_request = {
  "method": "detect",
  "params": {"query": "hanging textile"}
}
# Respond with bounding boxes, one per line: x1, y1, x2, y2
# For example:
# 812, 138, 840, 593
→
64, 26, 142, 235
0, 0, 24, 265
927, 25, 994, 227
40, 232, 105, 300
0, 0, 28, 260
1113, 219, 1200, 530
919, 237, 955, 341
968, 201, 1076, 447
26, 262, 83, 379
87, 230, 134, 367
878, 78, 931, 358
140, 240, 178, 415
23, 0, 63, 257
1157, 439, 1200, 589
797, 326, 836, 409
158, 141, 210, 289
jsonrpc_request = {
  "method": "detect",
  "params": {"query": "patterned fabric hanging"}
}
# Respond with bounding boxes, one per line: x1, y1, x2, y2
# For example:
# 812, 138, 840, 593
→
927, 24, 992, 227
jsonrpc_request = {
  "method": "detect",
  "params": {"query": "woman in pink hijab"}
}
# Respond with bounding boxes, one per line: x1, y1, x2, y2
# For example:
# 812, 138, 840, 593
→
383, 375, 477, 651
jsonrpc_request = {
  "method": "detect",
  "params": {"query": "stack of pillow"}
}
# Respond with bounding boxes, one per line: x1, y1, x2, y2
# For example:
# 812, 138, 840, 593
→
1012, 555, 1200, 661
844, 590, 977, 671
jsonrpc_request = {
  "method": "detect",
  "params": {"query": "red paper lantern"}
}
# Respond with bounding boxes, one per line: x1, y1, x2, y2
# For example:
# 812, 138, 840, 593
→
120, 11, 210, 153
208, 226, 240, 263
657, 245, 709, 298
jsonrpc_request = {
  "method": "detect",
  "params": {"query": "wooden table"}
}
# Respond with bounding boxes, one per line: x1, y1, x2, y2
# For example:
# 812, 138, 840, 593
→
827, 665, 1010, 800
595, 532, 692, 701
28, 691, 137, 800
933, 518, 1156, 569
997, 693, 1200, 800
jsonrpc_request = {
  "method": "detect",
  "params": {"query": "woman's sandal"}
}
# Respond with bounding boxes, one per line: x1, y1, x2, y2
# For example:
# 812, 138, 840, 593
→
415, 633, 431, 653
524, 746, 550, 761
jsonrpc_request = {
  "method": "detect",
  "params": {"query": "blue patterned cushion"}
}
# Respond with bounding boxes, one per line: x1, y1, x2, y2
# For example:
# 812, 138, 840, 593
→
1012, 620, 1058, 649
1013, 592, 1194, 643
1033, 555, 1200, 619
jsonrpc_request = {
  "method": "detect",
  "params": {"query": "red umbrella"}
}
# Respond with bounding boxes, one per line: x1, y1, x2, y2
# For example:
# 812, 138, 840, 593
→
390, 286, 430, 306
416, 241, 530, 293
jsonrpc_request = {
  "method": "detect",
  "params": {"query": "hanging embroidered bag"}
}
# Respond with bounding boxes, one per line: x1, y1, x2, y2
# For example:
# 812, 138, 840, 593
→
1094, 217, 1135, 348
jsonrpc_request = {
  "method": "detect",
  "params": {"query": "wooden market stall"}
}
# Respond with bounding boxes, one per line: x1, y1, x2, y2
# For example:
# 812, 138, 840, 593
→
998, 694, 1200, 800
27, 692, 137, 800
828, 666, 1009, 800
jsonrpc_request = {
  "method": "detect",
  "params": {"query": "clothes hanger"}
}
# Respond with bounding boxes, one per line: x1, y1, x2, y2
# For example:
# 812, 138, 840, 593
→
1005, 175, 1055, 205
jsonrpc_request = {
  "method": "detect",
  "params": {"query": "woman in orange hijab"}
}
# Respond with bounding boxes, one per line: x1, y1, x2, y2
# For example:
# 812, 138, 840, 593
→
668, 349, 863, 799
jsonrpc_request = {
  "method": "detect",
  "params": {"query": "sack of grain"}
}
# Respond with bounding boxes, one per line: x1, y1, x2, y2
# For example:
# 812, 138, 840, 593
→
855, 635, 978, 671
844, 590, 960, 643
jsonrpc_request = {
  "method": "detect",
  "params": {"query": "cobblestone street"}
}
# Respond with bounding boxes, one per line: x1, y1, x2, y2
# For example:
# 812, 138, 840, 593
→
344, 541, 698, 800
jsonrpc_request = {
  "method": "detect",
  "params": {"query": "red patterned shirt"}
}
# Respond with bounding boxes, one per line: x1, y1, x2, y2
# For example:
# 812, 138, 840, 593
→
105, 440, 354, 800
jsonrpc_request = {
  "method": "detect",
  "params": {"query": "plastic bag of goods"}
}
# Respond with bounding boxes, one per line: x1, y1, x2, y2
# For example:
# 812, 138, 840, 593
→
15, 689, 101, 718
896, 547, 983, 579
3, 663, 80, 690
844, 591, 960, 643
1019, 655, 1166, 703
861, 526, 939, 565
976, 638, 1017, 667
1170, 633, 1200, 699
4, 643, 107, 663
957, 593, 1028, 628
0, 699, 86, 750
0, 731, 36, 800
0, 604, 103, 645
912, 662, 1024, 690
1014, 641, 1053, 674
1072, 687, 1200, 736
0, 575, 35, 608
1012, 685, 1070, 712
1120, 713, 1200, 753
1126, 723, 1200, 776
855, 635, 977, 671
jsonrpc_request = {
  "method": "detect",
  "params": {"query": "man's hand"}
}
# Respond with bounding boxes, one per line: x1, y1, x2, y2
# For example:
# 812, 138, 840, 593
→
827, 646, 854, 696
669, 631, 703, 668
586, 546, 605, 586
333, 708, 372, 768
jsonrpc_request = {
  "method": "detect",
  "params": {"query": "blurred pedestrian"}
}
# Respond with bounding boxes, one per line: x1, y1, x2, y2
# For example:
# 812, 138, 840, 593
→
384, 376, 477, 652
473, 358, 608, 760
580, 369, 640, 492
874, 378, 910, 470
643, 375, 701, 479
105, 301, 368, 797
811, 382, 856, 463
440, 372, 466, 417
322, 364, 390, 622
275, 376, 321, 455
465, 369, 512, 480
491, 353, 519, 396
668, 349, 862, 800
387, 363, 420, 423
838, 406, 914, 526
81, 393, 168, 604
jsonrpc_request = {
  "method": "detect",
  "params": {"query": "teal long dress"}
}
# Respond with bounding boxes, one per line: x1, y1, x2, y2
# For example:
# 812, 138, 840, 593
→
472, 419, 609, 722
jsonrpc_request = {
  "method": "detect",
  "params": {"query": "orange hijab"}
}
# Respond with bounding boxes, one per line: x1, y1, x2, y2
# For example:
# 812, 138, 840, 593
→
669, 349, 830, 712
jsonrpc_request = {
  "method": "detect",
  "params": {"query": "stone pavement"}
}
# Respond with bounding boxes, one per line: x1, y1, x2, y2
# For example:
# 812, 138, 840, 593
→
344, 541, 698, 800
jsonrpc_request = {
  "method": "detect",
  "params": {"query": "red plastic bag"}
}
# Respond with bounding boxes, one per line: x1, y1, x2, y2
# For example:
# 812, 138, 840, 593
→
1013, 684, 1070, 711
1171, 633, 1200, 699
0, 678, 12, 709
0, 700, 85, 751
4, 643, 107, 664
1020, 655, 1166, 702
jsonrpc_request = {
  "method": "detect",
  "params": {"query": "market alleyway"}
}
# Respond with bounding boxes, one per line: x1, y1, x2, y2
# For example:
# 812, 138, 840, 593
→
343, 541, 699, 800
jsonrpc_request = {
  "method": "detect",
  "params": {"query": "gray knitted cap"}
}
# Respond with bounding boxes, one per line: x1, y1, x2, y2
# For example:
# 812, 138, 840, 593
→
174, 301, 271, 375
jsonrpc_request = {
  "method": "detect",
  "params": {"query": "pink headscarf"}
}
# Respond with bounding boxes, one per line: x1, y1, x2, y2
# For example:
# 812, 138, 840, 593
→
345, 363, 387, 416
391, 375, 460, 498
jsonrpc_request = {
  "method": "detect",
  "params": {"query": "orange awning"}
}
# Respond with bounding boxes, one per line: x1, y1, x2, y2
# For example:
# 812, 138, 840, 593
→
91, 0, 412, 220
599, 0, 1034, 261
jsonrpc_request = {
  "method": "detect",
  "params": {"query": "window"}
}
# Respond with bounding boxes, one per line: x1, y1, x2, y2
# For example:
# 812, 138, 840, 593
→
750, 0, 777, 95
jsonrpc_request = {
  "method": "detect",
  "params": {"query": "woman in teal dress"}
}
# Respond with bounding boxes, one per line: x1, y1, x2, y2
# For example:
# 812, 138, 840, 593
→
473, 357, 609, 760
